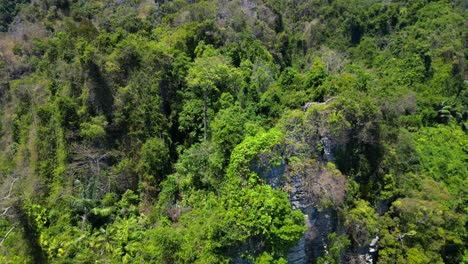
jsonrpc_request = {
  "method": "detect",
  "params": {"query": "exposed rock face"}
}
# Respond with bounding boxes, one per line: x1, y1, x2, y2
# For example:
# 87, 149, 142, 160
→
284, 168, 379, 264
321, 137, 335, 162
285, 173, 310, 264
281, 170, 339, 264
231, 257, 251, 264
287, 234, 306, 264
239, 98, 383, 263
256, 101, 355, 263
259, 155, 345, 263
303, 97, 336, 112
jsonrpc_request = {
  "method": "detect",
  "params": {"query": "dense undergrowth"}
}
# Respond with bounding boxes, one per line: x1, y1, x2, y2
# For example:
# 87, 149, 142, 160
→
0, 0, 466, 263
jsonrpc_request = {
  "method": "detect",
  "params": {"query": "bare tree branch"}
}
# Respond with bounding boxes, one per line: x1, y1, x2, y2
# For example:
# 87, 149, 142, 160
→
397, 232, 415, 248
0, 225, 17, 247
0, 176, 19, 202
0, 207, 11, 217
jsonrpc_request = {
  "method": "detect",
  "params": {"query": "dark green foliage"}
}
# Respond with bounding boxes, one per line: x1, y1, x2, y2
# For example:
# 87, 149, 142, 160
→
0, 0, 466, 263
0, 0, 29, 32
137, 137, 170, 198
212, 103, 247, 162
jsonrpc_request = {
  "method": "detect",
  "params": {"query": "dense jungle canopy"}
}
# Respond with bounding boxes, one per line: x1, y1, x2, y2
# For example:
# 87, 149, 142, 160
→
0, 0, 466, 263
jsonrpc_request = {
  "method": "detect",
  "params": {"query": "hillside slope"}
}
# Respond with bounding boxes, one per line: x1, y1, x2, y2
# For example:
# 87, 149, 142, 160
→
0, 0, 466, 263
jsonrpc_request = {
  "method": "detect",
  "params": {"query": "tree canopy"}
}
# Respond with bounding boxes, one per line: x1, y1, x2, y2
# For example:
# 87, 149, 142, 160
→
0, 0, 466, 263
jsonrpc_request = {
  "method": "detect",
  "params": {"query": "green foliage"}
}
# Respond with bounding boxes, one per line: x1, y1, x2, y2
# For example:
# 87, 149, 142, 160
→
174, 141, 223, 191
344, 200, 378, 246
413, 125, 467, 182
317, 233, 351, 264
211, 104, 247, 161
137, 137, 170, 197
0, 0, 466, 263
412, 125, 468, 212
0, 0, 28, 32
227, 128, 284, 182
304, 59, 329, 101
79, 115, 107, 142
379, 178, 466, 264
180, 43, 243, 143
161, 185, 306, 262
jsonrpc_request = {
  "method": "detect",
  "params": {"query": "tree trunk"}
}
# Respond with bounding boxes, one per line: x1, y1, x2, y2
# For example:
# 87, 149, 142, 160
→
203, 91, 207, 141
